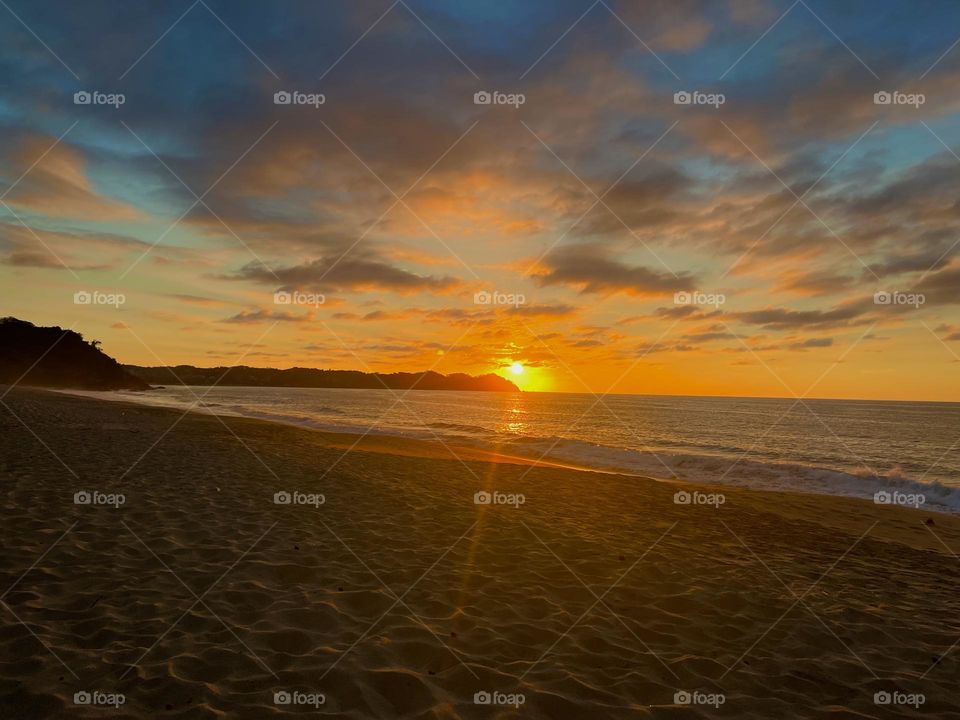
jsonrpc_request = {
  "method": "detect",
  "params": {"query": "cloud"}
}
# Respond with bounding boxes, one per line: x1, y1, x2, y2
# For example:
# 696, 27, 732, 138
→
221, 308, 316, 323
868, 249, 953, 278
789, 337, 834, 349
912, 263, 960, 306
3, 136, 142, 221
229, 253, 462, 295
512, 303, 578, 318
1, 250, 64, 268
683, 330, 737, 343
534, 243, 696, 297
651, 305, 722, 321
733, 303, 870, 330
776, 270, 856, 296
165, 293, 230, 306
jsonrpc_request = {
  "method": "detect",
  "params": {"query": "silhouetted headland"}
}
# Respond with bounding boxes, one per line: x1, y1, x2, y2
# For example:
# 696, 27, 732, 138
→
0, 317, 149, 390
1, 318, 519, 392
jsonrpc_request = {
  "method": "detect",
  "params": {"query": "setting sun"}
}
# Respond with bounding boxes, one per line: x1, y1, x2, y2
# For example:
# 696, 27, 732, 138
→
510, 362, 524, 375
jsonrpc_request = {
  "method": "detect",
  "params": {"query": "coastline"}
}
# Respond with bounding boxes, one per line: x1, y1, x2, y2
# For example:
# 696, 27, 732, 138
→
55, 385, 960, 516
3, 386, 960, 718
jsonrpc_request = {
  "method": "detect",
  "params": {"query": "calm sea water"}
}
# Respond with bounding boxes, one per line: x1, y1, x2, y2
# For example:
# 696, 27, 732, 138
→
73, 387, 960, 511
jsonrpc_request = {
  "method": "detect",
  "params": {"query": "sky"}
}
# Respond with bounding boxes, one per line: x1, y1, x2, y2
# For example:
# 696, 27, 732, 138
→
1, 0, 959, 399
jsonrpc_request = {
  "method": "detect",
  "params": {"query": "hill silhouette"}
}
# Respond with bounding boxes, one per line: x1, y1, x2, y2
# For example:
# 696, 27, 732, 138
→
0, 317, 149, 390
0, 318, 519, 392
127, 365, 519, 392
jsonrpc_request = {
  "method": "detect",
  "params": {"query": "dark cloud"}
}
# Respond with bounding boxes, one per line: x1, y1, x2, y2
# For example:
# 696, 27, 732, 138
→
912, 263, 960, 306
868, 248, 955, 278
778, 270, 856, 296
221, 308, 315, 324
229, 254, 461, 295
535, 244, 696, 297
789, 337, 834, 349
2, 251, 64, 268
733, 303, 870, 330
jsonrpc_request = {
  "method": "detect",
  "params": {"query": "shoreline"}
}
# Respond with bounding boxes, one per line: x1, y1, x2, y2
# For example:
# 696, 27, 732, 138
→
52, 385, 960, 517
33, 386, 960, 551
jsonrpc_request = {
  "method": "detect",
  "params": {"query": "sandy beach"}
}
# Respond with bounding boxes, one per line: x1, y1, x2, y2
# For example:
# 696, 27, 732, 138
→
2, 387, 960, 719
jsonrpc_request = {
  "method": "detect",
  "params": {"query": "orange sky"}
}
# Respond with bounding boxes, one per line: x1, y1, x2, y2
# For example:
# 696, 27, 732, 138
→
2, 0, 959, 401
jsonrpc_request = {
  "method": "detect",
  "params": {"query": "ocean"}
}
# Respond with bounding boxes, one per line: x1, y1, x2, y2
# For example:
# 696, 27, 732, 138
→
68, 386, 960, 512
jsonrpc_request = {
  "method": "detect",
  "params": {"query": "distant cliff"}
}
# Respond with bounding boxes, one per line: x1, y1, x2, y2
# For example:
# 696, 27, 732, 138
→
0, 317, 149, 390
126, 365, 520, 392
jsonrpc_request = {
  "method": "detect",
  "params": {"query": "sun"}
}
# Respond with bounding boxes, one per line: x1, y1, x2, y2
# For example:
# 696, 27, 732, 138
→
509, 362, 524, 375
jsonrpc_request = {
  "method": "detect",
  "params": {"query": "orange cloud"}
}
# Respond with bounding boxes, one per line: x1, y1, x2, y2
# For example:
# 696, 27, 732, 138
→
5, 137, 142, 221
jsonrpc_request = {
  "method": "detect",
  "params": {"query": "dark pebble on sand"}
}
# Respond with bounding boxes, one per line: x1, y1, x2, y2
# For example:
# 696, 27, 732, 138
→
925, 518, 935, 525
294, 545, 300, 550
